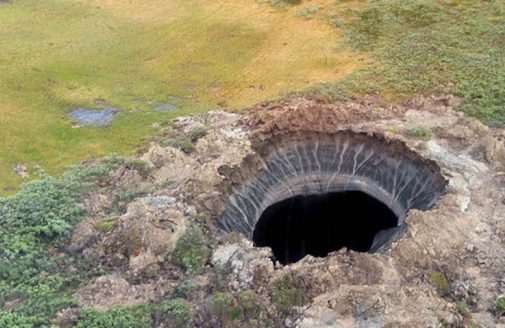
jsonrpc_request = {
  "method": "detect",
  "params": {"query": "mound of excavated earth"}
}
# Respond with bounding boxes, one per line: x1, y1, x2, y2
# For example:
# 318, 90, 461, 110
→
69, 96, 505, 327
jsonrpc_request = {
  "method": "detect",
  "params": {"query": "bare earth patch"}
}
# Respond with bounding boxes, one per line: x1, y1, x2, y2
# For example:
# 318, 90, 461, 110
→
70, 96, 505, 327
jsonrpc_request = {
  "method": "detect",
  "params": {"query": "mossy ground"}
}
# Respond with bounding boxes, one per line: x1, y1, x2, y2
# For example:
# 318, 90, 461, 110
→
303, 0, 505, 126
0, 0, 361, 195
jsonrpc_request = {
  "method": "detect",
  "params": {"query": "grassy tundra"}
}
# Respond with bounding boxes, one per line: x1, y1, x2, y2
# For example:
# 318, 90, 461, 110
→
0, 0, 360, 194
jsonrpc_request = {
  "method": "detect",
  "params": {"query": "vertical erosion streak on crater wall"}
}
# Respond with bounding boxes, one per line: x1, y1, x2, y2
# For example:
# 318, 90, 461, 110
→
218, 131, 446, 254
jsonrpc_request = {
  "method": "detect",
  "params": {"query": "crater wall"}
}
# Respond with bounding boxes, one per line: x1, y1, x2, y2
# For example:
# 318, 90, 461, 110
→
218, 131, 447, 247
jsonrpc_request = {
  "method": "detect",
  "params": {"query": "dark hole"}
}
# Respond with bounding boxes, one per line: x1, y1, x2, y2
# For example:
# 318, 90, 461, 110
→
253, 191, 399, 265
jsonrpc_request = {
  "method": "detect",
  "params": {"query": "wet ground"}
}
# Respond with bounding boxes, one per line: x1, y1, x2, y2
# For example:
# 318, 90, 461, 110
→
68, 107, 119, 126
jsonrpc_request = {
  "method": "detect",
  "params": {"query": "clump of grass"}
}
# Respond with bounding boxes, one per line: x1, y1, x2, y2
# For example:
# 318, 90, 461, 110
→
102, 155, 126, 170
271, 274, 308, 314
159, 125, 210, 154
267, 0, 302, 9
171, 228, 211, 274
428, 270, 450, 297
108, 189, 145, 214
404, 125, 433, 141
189, 125, 210, 143
457, 300, 471, 318
231, 290, 264, 321
327, 13, 345, 28
63, 164, 111, 183
211, 292, 234, 321
125, 159, 151, 179
155, 299, 193, 328
161, 138, 196, 154
95, 218, 118, 233
208, 290, 265, 324
294, 6, 322, 20
496, 295, 505, 317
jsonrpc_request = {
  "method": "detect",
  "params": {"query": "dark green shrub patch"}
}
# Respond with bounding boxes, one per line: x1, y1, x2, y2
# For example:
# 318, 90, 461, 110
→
0, 165, 106, 325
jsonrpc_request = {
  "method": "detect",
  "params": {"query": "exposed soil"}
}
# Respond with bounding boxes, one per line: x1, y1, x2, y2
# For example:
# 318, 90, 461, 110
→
68, 96, 505, 327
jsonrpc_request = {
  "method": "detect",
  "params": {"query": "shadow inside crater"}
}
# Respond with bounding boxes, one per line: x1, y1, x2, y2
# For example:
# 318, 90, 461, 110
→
253, 191, 398, 264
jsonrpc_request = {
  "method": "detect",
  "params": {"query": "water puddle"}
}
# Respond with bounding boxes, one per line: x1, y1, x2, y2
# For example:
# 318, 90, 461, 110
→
68, 107, 119, 126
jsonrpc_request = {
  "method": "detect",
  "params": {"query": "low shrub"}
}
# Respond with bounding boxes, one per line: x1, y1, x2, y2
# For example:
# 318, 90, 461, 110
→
271, 274, 308, 314
75, 306, 153, 328
428, 270, 450, 297
404, 126, 433, 141
211, 292, 233, 321
496, 295, 505, 317
154, 299, 193, 328
108, 189, 145, 214
294, 6, 322, 20
161, 137, 196, 154
0, 164, 107, 325
171, 228, 211, 274
125, 159, 151, 178
189, 125, 210, 142
95, 218, 118, 233
457, 300, 471, 318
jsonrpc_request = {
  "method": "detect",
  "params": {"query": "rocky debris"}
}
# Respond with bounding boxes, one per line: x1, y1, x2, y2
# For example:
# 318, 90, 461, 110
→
11, 163, 29, 178
299, 286, 445, 328
211, 239, 274, 291
69, 219, 99, 254
120, 196, 187, 277
69, 96, 505, 327
70, 194, 189, 278
2, 298, 23, 311
75, 274, 172, 310
122, 196, 186, 255
483, 133, 505, 170
53, 308, 80, 327
404, 94, 463, 112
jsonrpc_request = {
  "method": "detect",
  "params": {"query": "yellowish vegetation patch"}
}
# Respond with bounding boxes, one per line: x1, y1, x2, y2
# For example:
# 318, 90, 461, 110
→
0, 0, 361, 194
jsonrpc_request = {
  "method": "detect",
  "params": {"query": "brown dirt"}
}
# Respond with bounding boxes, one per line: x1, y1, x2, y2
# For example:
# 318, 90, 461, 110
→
68, 96, 505, 327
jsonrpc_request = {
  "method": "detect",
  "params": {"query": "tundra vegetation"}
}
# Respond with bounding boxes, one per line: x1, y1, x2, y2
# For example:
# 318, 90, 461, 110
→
1, 0, 504, 193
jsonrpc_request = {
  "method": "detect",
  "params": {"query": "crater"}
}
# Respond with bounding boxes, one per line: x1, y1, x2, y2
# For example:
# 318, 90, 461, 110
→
218, 131, 447, 264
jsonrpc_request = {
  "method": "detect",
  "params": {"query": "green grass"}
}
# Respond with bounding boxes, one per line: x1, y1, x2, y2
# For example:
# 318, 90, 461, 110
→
271, 274, 308, 314
74, 300, 193, 328
0, 0, 358, 194
428, 269, 450, 297
305, 0, 505, 126
404, 125, 433, 141
95, 218, 118, 233
171, 228, 211, 274
496, 295, 505, 316
0, 165, 106, 327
